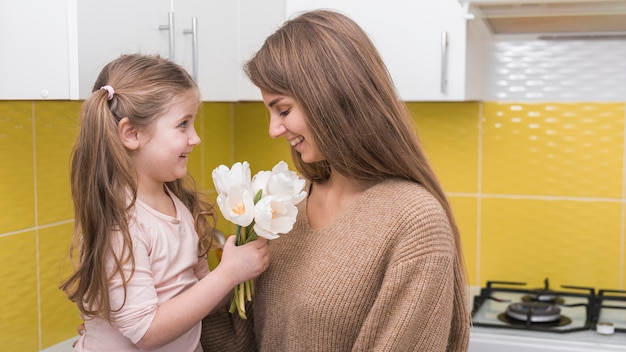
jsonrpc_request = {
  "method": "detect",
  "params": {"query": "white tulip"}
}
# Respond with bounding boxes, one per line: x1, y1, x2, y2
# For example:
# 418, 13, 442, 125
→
212, 161, 251, 196
216, 186, 255, 227
253, 195, 298, 240
251, 170, 272, 198
266, 161, 307, 204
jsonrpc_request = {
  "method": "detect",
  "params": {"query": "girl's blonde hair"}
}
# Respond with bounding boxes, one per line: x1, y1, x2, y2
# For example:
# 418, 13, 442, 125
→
61, 54, 215, 322
245, 9, 467, 284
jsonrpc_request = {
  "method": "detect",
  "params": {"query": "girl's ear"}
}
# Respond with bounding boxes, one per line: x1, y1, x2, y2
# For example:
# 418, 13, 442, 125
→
118, 117, 139, 150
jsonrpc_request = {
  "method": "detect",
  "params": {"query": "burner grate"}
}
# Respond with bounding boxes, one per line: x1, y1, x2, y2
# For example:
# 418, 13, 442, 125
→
471, 279, 595, 333
592, 289, 626, 333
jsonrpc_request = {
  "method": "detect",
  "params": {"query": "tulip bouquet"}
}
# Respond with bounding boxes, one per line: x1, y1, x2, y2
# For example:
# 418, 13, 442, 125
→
212, 160, 307, 319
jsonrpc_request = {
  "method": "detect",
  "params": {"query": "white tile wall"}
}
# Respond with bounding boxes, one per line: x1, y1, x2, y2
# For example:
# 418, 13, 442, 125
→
484, 39, 626, 102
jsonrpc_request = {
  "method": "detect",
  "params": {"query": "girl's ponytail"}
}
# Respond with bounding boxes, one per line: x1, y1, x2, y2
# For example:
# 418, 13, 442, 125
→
63, 85, 136, 321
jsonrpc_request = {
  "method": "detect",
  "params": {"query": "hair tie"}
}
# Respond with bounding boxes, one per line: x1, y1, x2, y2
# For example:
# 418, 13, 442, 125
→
100, 85, 115, 100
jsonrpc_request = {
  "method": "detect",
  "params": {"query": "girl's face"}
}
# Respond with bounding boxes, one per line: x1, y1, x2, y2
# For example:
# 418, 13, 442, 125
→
134, 89, 200, 188
261, 90, 324, 163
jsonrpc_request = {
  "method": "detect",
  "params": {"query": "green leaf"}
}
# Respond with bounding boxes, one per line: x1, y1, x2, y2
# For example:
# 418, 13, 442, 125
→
235, 225, 243, 246
253, 189, 263, 204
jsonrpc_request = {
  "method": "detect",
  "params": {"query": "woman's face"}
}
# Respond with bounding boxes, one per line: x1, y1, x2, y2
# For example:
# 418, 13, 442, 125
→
261, 90, 324, 163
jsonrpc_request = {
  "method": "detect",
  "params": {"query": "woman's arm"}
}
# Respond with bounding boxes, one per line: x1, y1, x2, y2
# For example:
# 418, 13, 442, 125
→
351, 193, 469, 351
200, 300, 257, 352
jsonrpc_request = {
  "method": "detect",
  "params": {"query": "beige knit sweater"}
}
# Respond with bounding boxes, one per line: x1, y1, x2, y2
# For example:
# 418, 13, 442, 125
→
202, 179, 470, 351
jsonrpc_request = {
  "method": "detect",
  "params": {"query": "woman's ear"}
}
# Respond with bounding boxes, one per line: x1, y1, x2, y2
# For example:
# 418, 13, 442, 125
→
118, 117, 139, 150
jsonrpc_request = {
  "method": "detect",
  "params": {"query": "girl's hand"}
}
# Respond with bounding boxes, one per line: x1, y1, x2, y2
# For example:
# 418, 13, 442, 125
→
72, 322, 85, 347
218, 235, 270, 285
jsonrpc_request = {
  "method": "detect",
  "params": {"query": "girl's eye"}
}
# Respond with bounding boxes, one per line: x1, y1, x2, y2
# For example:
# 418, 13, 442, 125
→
178, 120, 189, 128
279, 108, 291, 117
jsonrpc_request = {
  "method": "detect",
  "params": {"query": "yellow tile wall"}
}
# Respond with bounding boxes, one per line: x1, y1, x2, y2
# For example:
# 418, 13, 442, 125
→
0, 101, 81, 351
233, 102, 292, 172
189, 102, 235, 265
2, 100, 625, 350
410, 102, 626, 291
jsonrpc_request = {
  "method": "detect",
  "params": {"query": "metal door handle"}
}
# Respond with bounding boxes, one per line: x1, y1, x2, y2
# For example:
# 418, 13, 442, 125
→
183, 17, 198, 81
440, 31, 448, 94
159, 12, 175, 61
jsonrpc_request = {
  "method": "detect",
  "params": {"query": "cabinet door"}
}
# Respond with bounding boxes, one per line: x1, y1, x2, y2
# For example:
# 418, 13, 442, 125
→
0, 0, 73, 99
286, 0, 473, 101
175, 0, 238, 101
76, 0, 171, 99
238, 0, 286, 101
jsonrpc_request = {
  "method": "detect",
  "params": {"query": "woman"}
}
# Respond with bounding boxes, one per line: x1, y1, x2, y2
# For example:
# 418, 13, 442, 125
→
202, 10, 470, 351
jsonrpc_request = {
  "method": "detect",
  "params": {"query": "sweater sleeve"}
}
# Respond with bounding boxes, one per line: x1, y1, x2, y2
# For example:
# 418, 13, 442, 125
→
350, 192, 463, 352
201, 297, 257, 352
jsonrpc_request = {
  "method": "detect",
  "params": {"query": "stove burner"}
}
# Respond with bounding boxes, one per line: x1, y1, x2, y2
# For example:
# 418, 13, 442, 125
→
522, 294, 565, 304
521, 278, 565, 303
497, 312, 573, 327
472, 279, 596, 333
505, 302, 562, 323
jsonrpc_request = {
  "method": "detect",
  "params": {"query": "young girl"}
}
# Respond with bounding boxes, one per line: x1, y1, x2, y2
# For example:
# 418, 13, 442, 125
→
61, 54, 269, 351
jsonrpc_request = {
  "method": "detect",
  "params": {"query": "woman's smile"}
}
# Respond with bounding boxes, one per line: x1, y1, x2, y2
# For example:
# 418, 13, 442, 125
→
289, 135, 304, 147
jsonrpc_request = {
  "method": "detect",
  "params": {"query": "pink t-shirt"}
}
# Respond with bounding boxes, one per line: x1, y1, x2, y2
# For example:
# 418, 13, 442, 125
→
74, 192, 210, 352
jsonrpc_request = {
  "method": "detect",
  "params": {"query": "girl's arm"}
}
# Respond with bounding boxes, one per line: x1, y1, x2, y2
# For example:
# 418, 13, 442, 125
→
136, 236, 269, 351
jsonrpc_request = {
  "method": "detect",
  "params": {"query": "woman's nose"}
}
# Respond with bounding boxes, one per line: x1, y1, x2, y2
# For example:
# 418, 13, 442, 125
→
268, 117, 286, 139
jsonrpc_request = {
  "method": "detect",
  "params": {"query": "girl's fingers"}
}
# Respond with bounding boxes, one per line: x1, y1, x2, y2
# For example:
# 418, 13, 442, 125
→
224, 235, 236, 248
255, 238, 269, 248
78, 323, 85, 335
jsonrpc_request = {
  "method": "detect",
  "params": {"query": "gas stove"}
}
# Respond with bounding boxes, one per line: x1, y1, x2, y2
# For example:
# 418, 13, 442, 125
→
469, 279, 626, 352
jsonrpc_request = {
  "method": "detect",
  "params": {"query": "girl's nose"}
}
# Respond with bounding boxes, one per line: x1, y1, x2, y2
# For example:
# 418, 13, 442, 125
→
268, 117, 287, 139
190, 128, 201, 146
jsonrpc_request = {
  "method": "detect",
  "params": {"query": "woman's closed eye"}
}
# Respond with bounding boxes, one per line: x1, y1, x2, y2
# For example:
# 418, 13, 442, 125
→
279, 108, 291, 117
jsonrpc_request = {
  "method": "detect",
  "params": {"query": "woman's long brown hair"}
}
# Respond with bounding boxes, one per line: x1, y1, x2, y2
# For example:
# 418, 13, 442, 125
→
60, 54, 215, 322
245, 9, 467, 288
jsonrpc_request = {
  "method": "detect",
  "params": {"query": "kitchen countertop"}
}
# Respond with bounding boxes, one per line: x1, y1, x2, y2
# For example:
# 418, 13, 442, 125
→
41, 337, 76, 352
470, 325, 626, 352
41, 326, 626, 352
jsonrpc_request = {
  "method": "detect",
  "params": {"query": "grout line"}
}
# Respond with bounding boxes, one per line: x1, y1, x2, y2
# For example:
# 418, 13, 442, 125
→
475, 102, 483, 287
618, 105, 626, 290
32, 101, 42, 350
200, 104, 206, 190
0, 220, 74, 238
447, 192, 623, 203
230, 103, 235, 164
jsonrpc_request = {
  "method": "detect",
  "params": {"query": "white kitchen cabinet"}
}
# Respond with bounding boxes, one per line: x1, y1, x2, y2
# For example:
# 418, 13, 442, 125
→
237, 0, 287, 101
76, 0, 239, 101
76, 0, 170, 98
0, 0, 75, 99
286, 0, 487, 101
3, 1, 486, 102
176, 0, 238, 101
2, 1, 249, 101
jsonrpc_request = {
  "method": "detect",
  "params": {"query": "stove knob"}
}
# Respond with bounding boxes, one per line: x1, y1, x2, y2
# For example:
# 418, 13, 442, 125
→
596, 321, 615, 335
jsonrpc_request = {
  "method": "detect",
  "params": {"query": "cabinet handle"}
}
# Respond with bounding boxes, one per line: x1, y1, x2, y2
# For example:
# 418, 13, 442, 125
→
440, 31, 448, 94
159, 12, 176, 61
183, 17, 198, 81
